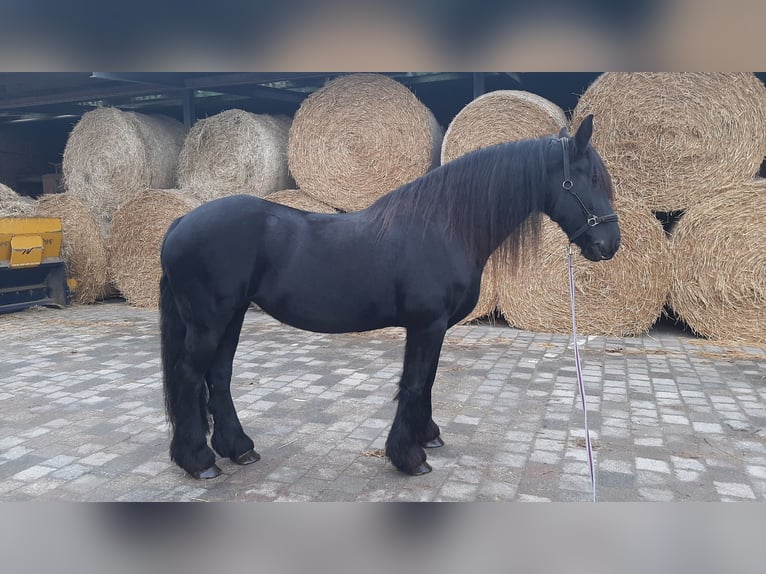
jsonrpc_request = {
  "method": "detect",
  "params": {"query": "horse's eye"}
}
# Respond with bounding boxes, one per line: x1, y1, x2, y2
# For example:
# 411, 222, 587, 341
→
592, 173, 599, 184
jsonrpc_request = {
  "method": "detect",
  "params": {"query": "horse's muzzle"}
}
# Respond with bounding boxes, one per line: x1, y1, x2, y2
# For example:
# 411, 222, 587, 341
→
582, 237, 620, 262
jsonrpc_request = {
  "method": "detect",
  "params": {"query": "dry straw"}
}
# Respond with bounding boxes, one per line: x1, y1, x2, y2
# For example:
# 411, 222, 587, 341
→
63, 108, 186, 225
33, 193, 112, 304
108, 189, 200, 309
288, 73, 441, 212
441, 90, 568, 164
440, 90, 569, 323
669, 180, 766, 346
178, 109, 292, 202
264, 189, 337, 213
571, 73, 766, 211
0, 183, 34, 216
496, 197, 671, 337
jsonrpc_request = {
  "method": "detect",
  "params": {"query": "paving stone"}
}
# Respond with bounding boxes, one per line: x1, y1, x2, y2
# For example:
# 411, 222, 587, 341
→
0, 302, 765, 501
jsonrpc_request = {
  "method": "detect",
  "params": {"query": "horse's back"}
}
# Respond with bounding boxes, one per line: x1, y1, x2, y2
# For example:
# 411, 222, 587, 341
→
160, 196, 305, 311
159, 195, 392, 326
162, 194, 314, 264
160, 194, 481, 332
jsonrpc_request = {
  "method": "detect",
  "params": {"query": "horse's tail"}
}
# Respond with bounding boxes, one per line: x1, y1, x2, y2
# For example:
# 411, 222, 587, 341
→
159, 270, 185, 431
160, 217, 199, 436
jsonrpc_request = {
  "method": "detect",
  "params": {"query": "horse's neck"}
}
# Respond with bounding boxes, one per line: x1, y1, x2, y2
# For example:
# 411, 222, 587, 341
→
372, 143, 546, 266
449, 159, 543, 265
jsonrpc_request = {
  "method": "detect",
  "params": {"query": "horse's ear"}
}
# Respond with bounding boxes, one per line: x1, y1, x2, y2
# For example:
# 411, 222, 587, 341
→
559, 127, 570, 139
573, 114, 593, 155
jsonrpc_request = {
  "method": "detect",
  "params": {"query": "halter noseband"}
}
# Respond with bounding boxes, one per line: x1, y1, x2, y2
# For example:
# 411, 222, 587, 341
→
559, 137, 619, 243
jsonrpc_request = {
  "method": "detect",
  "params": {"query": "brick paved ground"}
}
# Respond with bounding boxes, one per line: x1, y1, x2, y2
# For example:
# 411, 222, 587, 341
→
0, 301, 764, 501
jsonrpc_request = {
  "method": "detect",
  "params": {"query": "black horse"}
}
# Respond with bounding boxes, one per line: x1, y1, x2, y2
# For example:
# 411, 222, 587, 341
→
160, 114, 620, 479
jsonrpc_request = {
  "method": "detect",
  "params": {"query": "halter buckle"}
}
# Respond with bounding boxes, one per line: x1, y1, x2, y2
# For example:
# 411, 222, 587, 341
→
587, 215, 599, 227
562, 180, 573, 190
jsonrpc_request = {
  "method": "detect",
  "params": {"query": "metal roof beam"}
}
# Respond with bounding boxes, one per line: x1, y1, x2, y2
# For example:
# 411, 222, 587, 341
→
93, 72, 309, 103
0, 84, 183, 110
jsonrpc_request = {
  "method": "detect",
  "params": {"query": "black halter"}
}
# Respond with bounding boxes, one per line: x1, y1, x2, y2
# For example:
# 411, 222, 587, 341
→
560, 138, 619, 243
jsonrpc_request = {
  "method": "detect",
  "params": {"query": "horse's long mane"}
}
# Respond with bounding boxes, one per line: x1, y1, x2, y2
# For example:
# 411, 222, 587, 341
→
591, 144, 615, 201
368, 137, 553, 270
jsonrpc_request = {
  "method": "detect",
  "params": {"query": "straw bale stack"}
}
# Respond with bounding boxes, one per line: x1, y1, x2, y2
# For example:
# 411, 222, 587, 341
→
0, 183, 34, 216
496, 197, 670, 336
63, 108, 186, 225
178, 109, 292, 202
264, 189, 337, 213
108, 190, 200, 308
441, 90, 568, 323
288, 73, 441, 211
669, 180, 766, 345
571, 73, 766, 211
33, 193, 112, 304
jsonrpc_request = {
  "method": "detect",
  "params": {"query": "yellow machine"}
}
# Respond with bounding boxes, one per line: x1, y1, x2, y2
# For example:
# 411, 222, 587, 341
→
0, 217, 70, 313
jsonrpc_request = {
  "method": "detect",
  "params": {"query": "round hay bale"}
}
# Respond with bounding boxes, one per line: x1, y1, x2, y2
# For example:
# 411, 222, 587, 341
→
441, 90, 568, 164
33, 193, 111, 304
288, 73, 440, 211
178, 109, 292, 202
571, 73, 766, 211
108, 190, 201, 309
496, 197, 670, 337
0, 183, 34, 216
443, 90, 567, 322
264, 189, 337, 213
669, 180, 766, 345
63, 108, 186, 224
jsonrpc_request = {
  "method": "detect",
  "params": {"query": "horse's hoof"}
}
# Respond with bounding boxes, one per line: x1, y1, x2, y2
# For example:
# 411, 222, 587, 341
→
191, 464, 222, 480
409, 461, 432, 476
422, 437, 444, 449
232, 449, 261, 465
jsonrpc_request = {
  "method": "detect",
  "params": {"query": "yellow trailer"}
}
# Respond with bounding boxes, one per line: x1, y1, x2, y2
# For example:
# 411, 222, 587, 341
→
0, 217, 70, 313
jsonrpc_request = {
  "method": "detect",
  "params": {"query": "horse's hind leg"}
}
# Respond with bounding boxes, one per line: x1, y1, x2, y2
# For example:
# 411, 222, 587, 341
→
207, 306, 259, 466
386, 320, 447, 475
168, 326, 224, 479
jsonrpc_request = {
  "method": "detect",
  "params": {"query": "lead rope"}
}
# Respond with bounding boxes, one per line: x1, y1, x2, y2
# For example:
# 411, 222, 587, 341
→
567, 243, 597, 502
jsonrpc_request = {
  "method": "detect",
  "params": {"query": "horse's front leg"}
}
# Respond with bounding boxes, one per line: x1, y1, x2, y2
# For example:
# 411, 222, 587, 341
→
207, 306, 260, 466
386, 319, 447, 475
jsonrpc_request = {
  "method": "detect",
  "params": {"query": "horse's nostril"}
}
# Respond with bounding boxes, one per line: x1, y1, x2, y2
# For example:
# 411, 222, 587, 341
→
597, 237, 620, 260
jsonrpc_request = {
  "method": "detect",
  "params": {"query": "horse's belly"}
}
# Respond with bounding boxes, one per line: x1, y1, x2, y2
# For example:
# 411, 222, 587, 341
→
257, 300, 396, 333
254, 283, 398, 334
